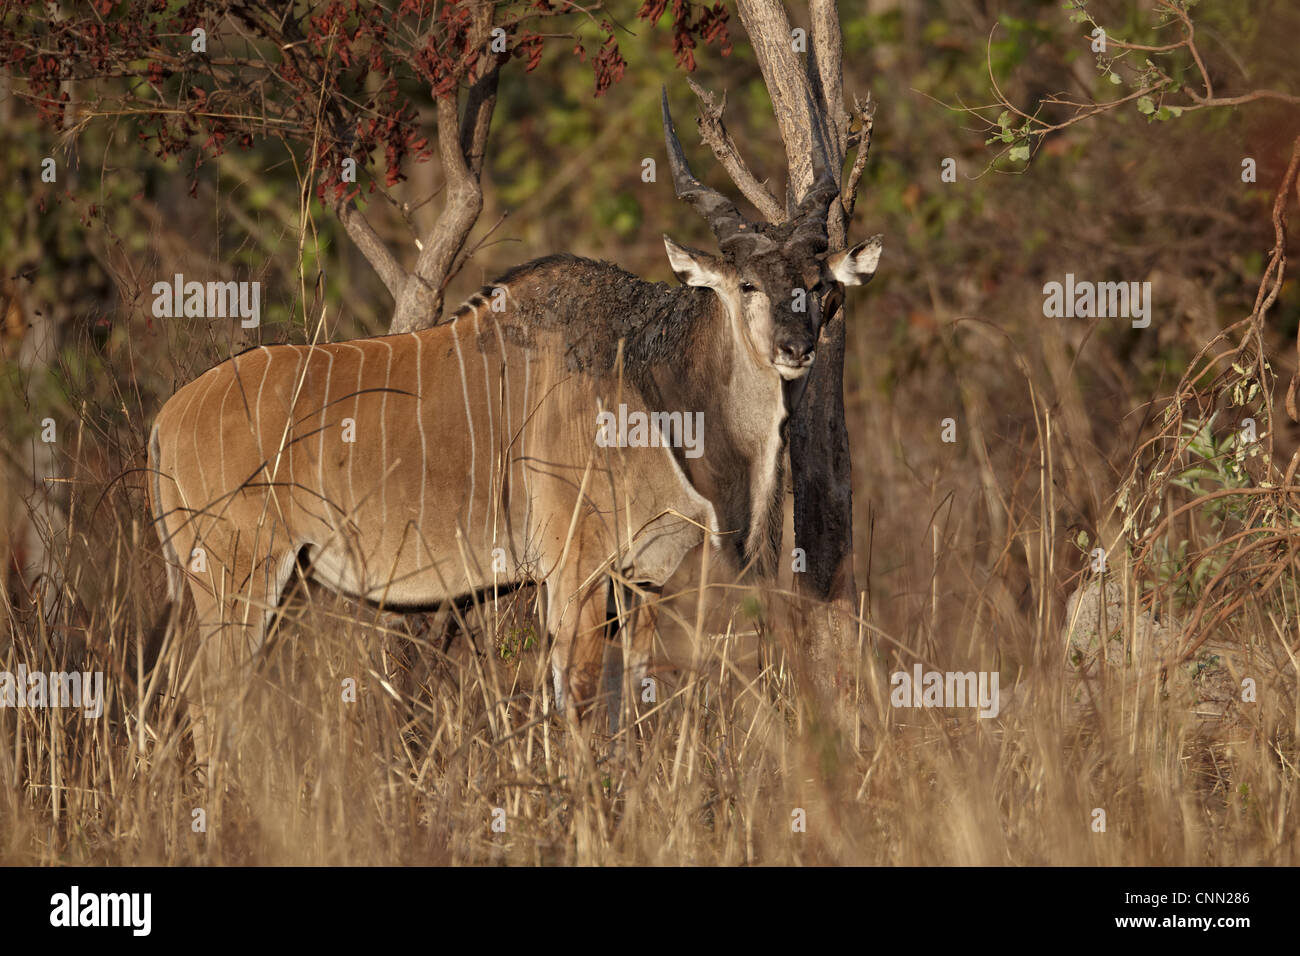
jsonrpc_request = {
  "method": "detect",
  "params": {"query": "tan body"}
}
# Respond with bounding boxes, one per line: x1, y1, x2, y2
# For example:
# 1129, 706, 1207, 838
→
151, 321, 710, 606
146, 255, 806, 764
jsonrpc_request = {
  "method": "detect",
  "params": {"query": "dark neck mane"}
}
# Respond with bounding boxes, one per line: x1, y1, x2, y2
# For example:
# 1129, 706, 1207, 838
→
475, 253, 781, 575
468, 254, 716, 387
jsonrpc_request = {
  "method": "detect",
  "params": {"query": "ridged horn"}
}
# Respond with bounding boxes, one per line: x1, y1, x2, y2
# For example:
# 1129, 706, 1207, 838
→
786, 123, 841, 251
662, 87, 776, 258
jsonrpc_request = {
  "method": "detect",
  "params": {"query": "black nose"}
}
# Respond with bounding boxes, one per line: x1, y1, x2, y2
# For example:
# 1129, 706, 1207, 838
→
776, 339, 814, 366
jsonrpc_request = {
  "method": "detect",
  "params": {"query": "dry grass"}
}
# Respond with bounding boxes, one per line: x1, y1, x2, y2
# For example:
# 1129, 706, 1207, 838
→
1, 416, 1296, 866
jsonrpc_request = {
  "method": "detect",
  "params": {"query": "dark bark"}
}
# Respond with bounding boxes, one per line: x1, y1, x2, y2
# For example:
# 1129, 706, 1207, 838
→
731, 0, 866, 701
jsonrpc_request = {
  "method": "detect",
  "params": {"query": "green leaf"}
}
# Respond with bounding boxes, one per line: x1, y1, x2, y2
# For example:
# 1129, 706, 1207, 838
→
1009, 144, 1030, 163
1137, 96, 1156, 114
1108, 72, 1122, 85
997, 110, 1010, 129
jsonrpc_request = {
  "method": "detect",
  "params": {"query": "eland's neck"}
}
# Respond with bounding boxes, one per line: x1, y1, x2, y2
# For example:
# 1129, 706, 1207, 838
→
643, 287, 789, 575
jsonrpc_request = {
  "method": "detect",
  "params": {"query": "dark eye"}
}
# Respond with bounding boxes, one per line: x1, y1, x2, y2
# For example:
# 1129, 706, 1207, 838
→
740, 282, 758, 294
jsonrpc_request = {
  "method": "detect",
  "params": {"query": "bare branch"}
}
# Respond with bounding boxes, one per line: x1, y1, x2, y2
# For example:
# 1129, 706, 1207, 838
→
684, 78, 785, 223
387, 6, 503, 333
460, 61, 503, 180
460, 4, 504, 179
735, 0, 818, 213
841, 93, 874, 224
960, 5, 1299, 166
390, 95, 484, 333
447, 210, 512, 286
808, 0, 846, 165
331, 198, 409, 300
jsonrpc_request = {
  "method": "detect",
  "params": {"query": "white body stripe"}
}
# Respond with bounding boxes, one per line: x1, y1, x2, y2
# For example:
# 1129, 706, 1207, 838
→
255, 346, 272, 466
216, 375, 237, 494
412, 332, 427, 544
378, 338, 393, 528
450, 319, 476, 534
342, 343, 365, 520
475, 313, 495, 542
521, 351, 532, 542
317, 349, 335, 508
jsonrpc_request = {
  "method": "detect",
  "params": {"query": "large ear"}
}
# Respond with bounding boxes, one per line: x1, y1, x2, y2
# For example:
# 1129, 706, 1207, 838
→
663, 235, 727, 289
827, 234, 883, 286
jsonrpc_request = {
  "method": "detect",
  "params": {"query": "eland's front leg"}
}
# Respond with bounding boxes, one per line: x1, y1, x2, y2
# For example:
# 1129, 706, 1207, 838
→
546, 566, 611, 718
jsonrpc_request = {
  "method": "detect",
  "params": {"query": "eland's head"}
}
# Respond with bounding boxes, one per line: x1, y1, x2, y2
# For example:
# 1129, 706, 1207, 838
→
660, 90, 882, 381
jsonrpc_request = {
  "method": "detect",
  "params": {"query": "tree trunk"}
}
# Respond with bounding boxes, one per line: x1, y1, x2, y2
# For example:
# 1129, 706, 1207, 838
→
735, 0, 862, 707
790, 302, 858, 704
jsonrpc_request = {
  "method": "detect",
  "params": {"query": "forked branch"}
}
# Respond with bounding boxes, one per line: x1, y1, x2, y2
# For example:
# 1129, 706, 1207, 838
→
685, 78, 785, 223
